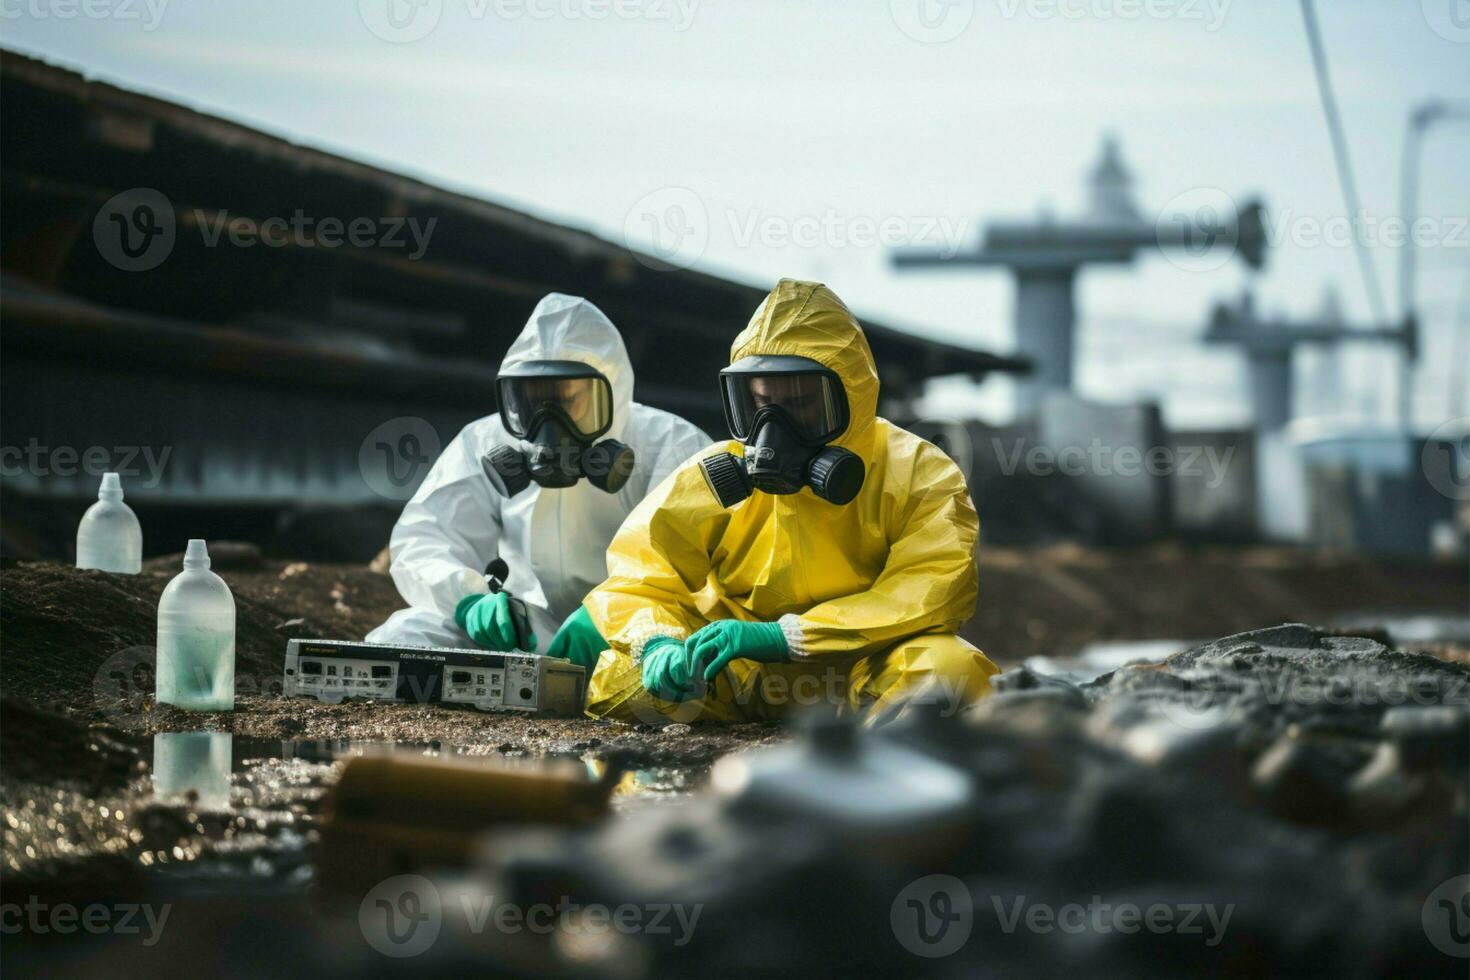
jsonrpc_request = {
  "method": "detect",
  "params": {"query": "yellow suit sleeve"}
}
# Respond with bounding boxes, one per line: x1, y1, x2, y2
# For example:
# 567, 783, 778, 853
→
783, 446, 979, 660
583, 456, 730, 661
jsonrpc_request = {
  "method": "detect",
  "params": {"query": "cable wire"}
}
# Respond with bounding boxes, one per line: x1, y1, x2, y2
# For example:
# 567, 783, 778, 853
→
1453, 265, 1469, 420
1298, 0, 1390, 325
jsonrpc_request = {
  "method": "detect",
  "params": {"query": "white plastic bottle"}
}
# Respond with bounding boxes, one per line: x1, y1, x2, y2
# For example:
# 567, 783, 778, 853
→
76, 472, 143, 574
156, 540, 236, 712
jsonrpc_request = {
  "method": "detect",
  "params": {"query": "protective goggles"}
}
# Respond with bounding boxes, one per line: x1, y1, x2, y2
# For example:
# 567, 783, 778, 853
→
496, 360, 614, 439
718, 355, 849, 445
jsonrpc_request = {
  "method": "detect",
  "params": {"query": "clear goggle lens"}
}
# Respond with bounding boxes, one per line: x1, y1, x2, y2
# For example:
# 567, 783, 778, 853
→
722, 371, 845, 442
499, 373, 612, 438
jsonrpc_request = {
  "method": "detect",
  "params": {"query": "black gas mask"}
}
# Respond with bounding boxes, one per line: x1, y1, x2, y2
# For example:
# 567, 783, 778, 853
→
699, 355, 865, 508
481, 360, 635, 497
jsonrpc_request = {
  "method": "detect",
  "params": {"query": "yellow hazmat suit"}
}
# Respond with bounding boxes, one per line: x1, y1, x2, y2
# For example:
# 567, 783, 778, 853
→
583, 280, 998, 722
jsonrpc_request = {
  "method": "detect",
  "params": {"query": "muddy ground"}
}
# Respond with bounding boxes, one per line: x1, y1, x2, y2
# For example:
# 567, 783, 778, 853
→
5, 543, 1466, 721
0, 545, 1465, 907
0, 543, 1464, 975
1, 543, 1465, 753
4, 622, 1466, 978
0, 549, 784, 765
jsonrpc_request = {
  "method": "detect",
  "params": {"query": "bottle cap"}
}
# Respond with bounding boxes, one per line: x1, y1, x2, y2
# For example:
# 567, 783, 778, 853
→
99, 472, 123, 498
183, 539, 210, 569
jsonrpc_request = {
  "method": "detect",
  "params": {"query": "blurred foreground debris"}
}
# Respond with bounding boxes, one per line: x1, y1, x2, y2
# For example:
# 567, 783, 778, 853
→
319, 753, 620, 893
407, 625, 1468, 978
1, 625, 1466, 978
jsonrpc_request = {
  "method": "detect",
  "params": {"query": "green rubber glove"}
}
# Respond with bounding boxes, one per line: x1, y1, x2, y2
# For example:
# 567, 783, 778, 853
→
454, 592, 537, 652
687, 619, 789, 682
640, 635, 699, 702
546, 605, 606, 671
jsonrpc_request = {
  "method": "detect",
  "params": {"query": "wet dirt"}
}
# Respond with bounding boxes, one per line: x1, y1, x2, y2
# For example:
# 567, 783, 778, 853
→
6, 545, 1465, 722
2, 547, 1464, 904
1, 729, 707, 900
0, 555, 778, 899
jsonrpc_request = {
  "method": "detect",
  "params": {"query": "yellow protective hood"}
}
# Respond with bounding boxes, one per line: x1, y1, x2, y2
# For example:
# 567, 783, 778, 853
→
729, 279, 879, 459
582, 275, 982, 709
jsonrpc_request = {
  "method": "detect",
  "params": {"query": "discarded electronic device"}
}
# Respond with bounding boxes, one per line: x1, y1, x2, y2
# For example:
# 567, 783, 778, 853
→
282, 639, 585, 716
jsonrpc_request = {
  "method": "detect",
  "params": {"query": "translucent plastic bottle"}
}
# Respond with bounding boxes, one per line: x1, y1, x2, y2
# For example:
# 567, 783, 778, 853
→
76, 472, 143, 574
156, 540, 236, 712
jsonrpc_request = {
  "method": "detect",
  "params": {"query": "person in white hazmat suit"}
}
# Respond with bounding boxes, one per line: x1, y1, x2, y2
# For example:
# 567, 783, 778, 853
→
366, 294, 709, 669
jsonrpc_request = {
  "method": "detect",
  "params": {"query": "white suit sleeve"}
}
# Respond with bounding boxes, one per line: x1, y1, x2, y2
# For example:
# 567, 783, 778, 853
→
386, 424, 499, 619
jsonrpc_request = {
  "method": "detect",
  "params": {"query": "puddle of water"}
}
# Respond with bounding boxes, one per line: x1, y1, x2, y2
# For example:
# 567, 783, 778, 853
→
1026, 639, 1189, 685
5, 734, 710, 898
153, 732, 234, 809
247, 737, 708, 808
151, 734, 709, 808
1331, 612, 1470, 646
609, 765, 709, 813
3, 740, 329, 896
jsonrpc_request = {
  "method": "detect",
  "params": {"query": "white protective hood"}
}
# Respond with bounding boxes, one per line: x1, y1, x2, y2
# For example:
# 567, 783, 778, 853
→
372, 292, 710, 647
499, 293, 634, 442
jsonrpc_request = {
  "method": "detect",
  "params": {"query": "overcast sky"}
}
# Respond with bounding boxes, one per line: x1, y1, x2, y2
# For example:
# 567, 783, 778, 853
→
3, 1, 1466, 426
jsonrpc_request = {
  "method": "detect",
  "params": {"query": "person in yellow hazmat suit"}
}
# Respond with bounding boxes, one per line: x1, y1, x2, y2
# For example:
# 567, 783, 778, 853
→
580, 279, 999, 723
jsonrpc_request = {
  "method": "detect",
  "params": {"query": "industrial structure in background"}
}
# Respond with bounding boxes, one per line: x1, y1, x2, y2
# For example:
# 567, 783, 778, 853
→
1201, 292, 1428, 553
0, 51, 1026, 561
2, 51, 1460, 561
895, 136, 1267, 415
894, 138, 1465, 557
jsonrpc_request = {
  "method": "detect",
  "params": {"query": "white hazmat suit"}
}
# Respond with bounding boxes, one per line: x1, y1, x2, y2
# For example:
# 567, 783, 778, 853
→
367, 293, 710, 649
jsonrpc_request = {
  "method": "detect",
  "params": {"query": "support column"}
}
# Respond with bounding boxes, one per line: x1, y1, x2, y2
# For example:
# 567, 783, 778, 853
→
1245, 350, 1306, 541
1246, 351, 1293, 432
1013, 268, 1077, 418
